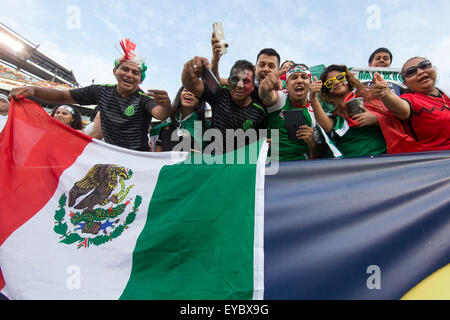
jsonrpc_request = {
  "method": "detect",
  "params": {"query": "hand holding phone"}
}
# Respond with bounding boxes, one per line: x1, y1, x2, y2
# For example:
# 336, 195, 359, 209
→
345, 98, 364, 116
202, 61, 220, 94
213, 22, 227, 55
284, 109, 306, 141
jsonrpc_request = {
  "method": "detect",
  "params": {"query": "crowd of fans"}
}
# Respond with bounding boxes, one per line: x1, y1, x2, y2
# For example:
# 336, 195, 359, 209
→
0, 64, 73, 90
4, 34, 450, 160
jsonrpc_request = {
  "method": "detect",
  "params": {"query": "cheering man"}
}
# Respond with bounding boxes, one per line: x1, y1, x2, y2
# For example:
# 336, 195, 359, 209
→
10, 39, 171, 151
182, 56, 267, 153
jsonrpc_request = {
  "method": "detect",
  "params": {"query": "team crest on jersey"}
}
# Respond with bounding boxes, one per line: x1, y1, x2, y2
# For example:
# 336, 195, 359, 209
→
280, 110, 285, 120
243, 120, 253, 131
124, 105, 136, 116
53, 164, 142, 249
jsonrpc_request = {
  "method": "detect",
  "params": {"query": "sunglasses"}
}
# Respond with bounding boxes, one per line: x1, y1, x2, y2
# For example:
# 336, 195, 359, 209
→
324, 72, 346, 88
403, 60, 432, 78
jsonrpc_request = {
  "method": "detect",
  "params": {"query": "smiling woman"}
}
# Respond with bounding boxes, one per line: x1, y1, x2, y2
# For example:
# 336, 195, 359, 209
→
309, 64, 392, 158
50, 105, 83, 131
372, 57, 450, 151
150, 86, 209, 152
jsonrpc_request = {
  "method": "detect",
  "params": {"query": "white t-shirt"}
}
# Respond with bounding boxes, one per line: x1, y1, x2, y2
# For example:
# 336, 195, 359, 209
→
83, 121, 105, 142
0, 114, 8, 132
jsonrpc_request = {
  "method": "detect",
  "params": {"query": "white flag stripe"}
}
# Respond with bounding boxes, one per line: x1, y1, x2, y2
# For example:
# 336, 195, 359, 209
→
253, 141, 269, 300
0, 140, 187, 299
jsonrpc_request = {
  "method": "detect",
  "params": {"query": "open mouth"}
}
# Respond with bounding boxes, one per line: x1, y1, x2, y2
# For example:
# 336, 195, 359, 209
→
294, 86, 305, 94
122, 78, 134, 86
183, 96, 194, 104
417, 75, 431, 84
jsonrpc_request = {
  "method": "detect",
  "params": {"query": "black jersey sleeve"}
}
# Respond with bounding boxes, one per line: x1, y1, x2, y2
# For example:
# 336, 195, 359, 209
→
70, 85, 103, 105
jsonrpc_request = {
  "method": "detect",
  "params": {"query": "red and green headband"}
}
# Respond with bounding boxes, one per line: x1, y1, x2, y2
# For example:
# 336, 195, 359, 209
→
286, 64, 312, 81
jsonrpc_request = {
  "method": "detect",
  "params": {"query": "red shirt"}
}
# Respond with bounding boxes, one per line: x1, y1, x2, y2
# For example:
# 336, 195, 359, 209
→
401, 91, 450, 151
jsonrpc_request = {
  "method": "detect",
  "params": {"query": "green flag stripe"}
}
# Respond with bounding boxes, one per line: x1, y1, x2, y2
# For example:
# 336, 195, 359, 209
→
120, 157, 259, 299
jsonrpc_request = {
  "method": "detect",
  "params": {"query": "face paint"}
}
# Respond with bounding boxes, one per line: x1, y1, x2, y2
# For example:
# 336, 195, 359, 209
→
229, 68, 245, 89
229, 68, 254, 94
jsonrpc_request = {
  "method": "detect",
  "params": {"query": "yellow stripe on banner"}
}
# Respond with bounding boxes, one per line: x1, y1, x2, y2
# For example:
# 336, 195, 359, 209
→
401, 264, 450, 300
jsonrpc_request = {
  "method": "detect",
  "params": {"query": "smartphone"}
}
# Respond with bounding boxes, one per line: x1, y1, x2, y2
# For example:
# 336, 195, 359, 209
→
202, 61, 220, 94
213, 22, 227, 54
345, 98, 364, 116
284, 110, 306, 141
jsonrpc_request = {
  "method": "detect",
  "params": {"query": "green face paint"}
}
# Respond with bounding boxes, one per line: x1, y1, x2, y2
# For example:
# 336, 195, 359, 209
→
229, 68, 247, 90
228, 68, 254, 97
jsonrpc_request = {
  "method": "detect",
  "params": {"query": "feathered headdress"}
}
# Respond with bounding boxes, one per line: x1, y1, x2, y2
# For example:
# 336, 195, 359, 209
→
114, 38, 148, 81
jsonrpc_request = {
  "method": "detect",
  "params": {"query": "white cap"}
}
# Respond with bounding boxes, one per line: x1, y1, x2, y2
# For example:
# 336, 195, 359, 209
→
0, 93, 9, 104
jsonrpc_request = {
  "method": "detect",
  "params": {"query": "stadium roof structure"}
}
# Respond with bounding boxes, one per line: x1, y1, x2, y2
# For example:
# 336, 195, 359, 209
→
0, 22, 79, 87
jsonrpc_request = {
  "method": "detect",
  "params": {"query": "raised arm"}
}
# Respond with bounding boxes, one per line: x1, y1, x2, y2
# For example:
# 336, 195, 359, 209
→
9, 86, 76, 104
309, 76, 334, 133
258, 69, 283, 106
371, 72, 410, 120
181, 56, 209, 99
86, 111, 103, 139
210, 32, 229, 87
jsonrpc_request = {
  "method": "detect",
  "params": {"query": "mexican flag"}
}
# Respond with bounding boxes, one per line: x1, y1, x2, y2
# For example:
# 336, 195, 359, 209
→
0, 98, 267, 300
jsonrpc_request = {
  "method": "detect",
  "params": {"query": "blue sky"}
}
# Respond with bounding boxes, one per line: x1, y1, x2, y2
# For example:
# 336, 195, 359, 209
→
1, 0, 450, 99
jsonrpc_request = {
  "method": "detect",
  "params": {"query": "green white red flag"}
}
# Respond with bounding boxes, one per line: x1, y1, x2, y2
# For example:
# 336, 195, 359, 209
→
0, 98, 267, 300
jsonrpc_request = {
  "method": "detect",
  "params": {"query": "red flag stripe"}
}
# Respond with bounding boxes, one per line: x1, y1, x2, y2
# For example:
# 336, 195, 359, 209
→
0, 98, 91, 247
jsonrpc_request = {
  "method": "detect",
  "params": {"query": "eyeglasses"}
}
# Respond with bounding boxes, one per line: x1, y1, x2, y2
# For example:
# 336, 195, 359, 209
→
403, 60, 432, 78
324, 72, 346, 88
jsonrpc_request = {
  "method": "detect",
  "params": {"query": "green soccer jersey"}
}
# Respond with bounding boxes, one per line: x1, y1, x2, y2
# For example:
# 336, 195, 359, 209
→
150, 112, 210, 152
331, 115, 387, 158
267, 91, 321, 161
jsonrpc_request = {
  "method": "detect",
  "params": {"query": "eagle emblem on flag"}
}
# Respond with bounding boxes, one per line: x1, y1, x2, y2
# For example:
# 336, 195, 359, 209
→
53, 164, 142, 249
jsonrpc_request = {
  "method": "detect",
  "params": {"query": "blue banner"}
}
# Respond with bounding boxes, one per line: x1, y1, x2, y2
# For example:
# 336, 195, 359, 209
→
264, 151, 450, 299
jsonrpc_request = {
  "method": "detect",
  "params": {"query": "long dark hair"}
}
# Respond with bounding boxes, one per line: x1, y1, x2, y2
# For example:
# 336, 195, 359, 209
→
51, 105, 83, 130
170, 86, 207, 132
319, 64, 370, 117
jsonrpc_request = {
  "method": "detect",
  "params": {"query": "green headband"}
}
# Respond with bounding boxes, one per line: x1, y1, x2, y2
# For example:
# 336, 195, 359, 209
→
114, 59, 148, 81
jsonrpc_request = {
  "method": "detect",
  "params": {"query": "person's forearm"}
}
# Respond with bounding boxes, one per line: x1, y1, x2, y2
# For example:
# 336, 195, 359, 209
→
308, 141, 322, 159
379, 91, 410, 120
86, 112, 103, 139
151, 105, 171, 121
310, 98, 334, 133
34, 87, 76, 104
210, 57, 220, 81
258, 86, 275, 106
